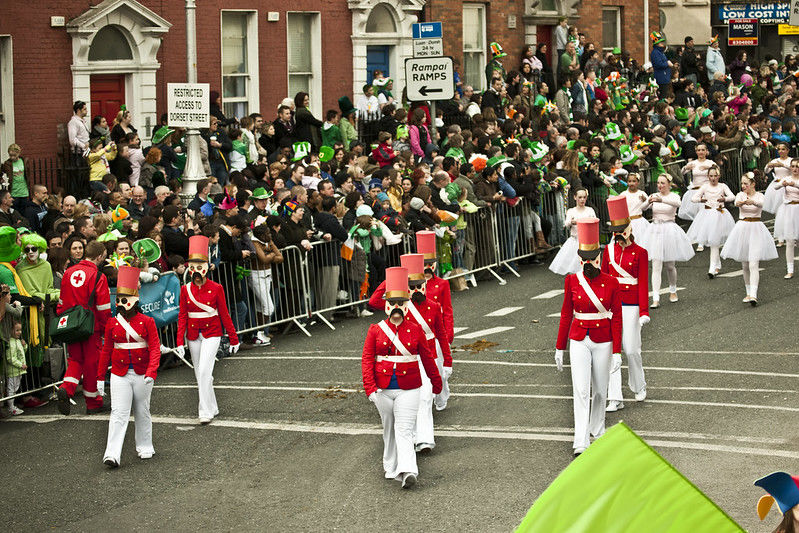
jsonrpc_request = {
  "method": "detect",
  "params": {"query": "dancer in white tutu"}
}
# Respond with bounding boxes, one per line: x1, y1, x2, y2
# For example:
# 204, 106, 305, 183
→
721, 172, 778, 305
773, 158, 799, 279
638, 175, 695, 307
549, 188, 596, 275
763, 142, 792, 247
686, 164, 735, 278
678, 143, 716, 233
617, 173, 650, 243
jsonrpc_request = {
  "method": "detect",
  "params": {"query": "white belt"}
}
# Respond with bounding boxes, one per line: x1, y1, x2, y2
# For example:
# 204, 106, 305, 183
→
189, 311, 218, 319
574, 311, 612, 320
617, 277, 638, 285
115, 342, 146, 350
376, 354, 418, 363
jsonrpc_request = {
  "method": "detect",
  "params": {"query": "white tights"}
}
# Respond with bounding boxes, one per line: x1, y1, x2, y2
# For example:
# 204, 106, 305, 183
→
787, 240, 796, 274
651, 260, 677, 301
709, 246, 722, 274
741, 260, 760, 298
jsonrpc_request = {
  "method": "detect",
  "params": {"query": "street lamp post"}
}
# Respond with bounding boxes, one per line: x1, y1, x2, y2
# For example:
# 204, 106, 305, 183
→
182, 0, 205, 204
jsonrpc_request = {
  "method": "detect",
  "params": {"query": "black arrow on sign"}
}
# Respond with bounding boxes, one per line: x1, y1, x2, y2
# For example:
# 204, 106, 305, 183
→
419, 86, 443, 96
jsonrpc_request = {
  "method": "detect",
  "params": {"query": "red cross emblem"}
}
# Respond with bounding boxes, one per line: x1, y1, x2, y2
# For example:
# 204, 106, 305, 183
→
70, 270, 86, 288
58, 316, 68, 328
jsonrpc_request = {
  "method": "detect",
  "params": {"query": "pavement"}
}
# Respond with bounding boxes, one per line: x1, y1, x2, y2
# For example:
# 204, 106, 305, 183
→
1, 233, 798, 532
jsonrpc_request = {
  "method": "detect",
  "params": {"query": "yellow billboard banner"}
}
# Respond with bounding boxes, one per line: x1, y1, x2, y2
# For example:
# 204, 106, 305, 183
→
779, 24, 799, 35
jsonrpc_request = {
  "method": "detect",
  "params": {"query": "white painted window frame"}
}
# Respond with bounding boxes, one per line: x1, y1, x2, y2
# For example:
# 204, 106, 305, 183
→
0, 35, 14, 153
286, 11, 322, 114
463, 3, 487, 92
220, 10, 260, 118
602, 7, 622, 52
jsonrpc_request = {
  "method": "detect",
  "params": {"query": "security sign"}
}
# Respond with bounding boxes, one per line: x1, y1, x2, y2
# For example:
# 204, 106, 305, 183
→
728, 18, 759, 46
405, 57, 454, 102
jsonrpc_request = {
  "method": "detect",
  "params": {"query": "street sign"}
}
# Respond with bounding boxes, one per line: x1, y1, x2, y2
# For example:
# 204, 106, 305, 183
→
405, 57, 454, 101
412, 21, 442, 39
791, 0, 799, 26
728, 18, 758, 46
167, 83, 210, 129
413, 38, 443, 58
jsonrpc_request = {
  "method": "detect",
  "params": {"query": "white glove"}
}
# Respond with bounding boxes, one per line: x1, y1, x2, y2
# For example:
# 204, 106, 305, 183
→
173, 345, 185, 359
368, 392, 377, 403
96, 380, 105, 397
639, 315, 650, 327
229, 343, 240, 354
555, 349, 564, 372
144, 376, 154, 385
610, 353, 622, 374
443, 367, 453, 379
159, 344, 171, 354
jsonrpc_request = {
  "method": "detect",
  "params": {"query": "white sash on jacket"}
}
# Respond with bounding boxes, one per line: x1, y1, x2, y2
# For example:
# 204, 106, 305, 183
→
377, 320, 415, 360
187, 283, 218, 319
407, 302, 435, 340
608, 238, 637, 285
115, 314, 147, 349
575, 271, 612, 320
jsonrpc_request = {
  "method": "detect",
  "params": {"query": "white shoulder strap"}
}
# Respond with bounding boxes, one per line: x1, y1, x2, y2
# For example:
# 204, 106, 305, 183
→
186, 283, 216, 314
115, 314, 145, 343
608, 237, 633, 279
407, 302, 435, 340
576, 271, 609, 315
377, 320, 413, 357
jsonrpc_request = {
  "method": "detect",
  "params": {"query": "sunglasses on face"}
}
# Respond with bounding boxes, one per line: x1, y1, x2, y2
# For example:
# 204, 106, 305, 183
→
24, 246, 37, 252
1, 291, 9, 296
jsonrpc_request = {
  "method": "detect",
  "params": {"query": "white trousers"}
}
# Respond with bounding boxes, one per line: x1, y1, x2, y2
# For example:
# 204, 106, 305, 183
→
188, 334, 221, 419
651, 260, 677, 300
373, 388, 420, 479
570, 337, 612, 450
103, 369, 154, 464
433, 339, 450, 410
414, 343, 443, 447
608, 306, 646, 401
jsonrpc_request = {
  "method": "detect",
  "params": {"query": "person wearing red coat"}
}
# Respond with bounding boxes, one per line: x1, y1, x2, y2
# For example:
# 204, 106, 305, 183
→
176, 236, 240, 424
362, 266, 441, 489
57, 241, 112, 415
555, 218, 622, 456
602, 197, 650, 413
400, 253, 450, 453
98, 266, 161, 468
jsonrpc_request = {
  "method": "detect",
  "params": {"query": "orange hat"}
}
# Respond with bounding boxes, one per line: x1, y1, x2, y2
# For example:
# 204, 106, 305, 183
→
187, 235, 209, 263
577, 217, 601, 260
385, 267, 410, 302
400, 253, 426, 286
415, 231, 437, 264
607, 196, 631, 232
117, 265, 140, 297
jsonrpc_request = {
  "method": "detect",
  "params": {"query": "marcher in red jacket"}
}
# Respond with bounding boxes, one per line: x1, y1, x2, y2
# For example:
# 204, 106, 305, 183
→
361, 266, 441, 489
555, 218, 622, 456
176, 235, 239, 424
602, 196, 650, 413
98, 265, 161, 468
57, 241, 112, 415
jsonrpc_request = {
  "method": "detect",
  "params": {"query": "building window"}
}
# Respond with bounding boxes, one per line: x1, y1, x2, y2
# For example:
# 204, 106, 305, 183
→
88, 26, 133, 61
539, 0, 557, 11
0, 36, 14, 154
287, 12, 322, 112
602, 8, 621, 51
221, 11, 259, 118
463, 4, 486, 91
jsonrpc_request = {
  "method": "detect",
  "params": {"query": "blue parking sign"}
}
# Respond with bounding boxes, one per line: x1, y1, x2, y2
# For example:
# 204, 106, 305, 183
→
412, 22, 442, 39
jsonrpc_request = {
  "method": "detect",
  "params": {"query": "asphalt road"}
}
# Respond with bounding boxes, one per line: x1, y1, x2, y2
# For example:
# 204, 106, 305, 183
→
1, 234, 798, 532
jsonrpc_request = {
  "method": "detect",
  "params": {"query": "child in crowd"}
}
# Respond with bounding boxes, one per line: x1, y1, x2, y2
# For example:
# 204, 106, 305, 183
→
168, 254, 186, 281
377, 192, 404, 233
322, 110, 342, 148
301, 165, 322, 191
444, 133, 467, 164
5, 320, 27, 416
229, 128, 248, 172
87, 138, 117, 192
372, 132, 396, 168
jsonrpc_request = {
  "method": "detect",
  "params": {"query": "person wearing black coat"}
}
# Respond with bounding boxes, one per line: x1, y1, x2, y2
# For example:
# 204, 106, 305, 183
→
217, 214, 251, 332
160, 205, 192, 259
201, 119, 233, 186
209, 90, 237, 127
293, 92, 323, 149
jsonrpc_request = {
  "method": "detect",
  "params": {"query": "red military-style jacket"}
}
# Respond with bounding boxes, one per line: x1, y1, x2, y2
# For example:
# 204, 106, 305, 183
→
58, 260, 111, 334
406, 299, 452, 367
176, 279, 239, 346
556, 272, 623, 353
601, 239, 650, 317
361, 318, 442, 397
98, 313, 161, 380
368, 276, 454, 344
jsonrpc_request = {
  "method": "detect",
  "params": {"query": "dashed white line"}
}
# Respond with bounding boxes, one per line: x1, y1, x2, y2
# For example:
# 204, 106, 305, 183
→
454, 326, 516, 339
531, 289, 564, 299
650, 286, 686, 296
452, 327, 468, 334
484, 306, 525, 317
717, 268, 765, 278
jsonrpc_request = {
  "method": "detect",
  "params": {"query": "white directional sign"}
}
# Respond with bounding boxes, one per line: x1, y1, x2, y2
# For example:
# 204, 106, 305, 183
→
413, 38, 443, 58
405, 57, 454, 101
167, 82, 210, 129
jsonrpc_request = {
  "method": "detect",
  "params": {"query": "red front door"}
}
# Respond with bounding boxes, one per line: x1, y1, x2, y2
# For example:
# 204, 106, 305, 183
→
90, 74, 125, 126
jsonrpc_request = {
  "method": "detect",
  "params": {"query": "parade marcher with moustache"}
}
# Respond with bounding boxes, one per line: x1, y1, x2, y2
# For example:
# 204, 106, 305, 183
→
399, 253, 449, 453
555, 218, 622, 456
176, 235, 240, 424
361, 267, 441, 489
602, 197, 650, 412
98, 265, 161, 468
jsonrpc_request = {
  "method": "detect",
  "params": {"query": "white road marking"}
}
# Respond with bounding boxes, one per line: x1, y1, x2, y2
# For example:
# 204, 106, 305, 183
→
649, 286, 686, 296
452, 327, 468, 334
531, 289, 564, 299
484, 306, 525, 317
229, 348, 799, 357
454, 326, 515, 339
546, 313, 560, 317
718, 268, 765, 278
8, 416, 799, 459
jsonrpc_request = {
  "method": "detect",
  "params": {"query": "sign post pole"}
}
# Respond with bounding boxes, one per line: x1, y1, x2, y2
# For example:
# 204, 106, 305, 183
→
410, 23, 446, 146
182, 0, 204, 205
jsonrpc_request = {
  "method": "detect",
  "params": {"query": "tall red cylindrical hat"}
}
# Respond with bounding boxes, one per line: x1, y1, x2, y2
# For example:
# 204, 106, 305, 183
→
400, 253, 426, 285
416, 231, 437, 263
607, 195, 631, 231
188, 235, 210, 262
117, 265, 140, 297
385, 267, 410, 301
577, 217, 601, 259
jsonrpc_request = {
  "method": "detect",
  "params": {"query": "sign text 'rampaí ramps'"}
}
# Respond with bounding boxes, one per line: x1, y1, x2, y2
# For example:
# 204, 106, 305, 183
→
404, 57, 454, 102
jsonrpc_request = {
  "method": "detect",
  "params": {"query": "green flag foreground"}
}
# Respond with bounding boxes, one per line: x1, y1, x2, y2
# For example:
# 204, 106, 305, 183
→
516, 423, 743, 532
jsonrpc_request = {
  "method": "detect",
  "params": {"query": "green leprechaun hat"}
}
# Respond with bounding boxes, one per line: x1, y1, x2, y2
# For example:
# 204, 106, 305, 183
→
132, 238, 162, 263
619, 144, 638, 165
292, 141, 312, 162
0, 226, 21, 263
490, 42, 507, 59
605, 122, 625, 141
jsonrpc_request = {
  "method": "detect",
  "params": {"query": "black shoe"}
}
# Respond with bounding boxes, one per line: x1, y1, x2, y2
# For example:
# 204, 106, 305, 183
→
707, 272, 715, 279
103, 458, 119, 468
86, 403, 111, 415
57, 388, 70, 416
750, 298, 758, 307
